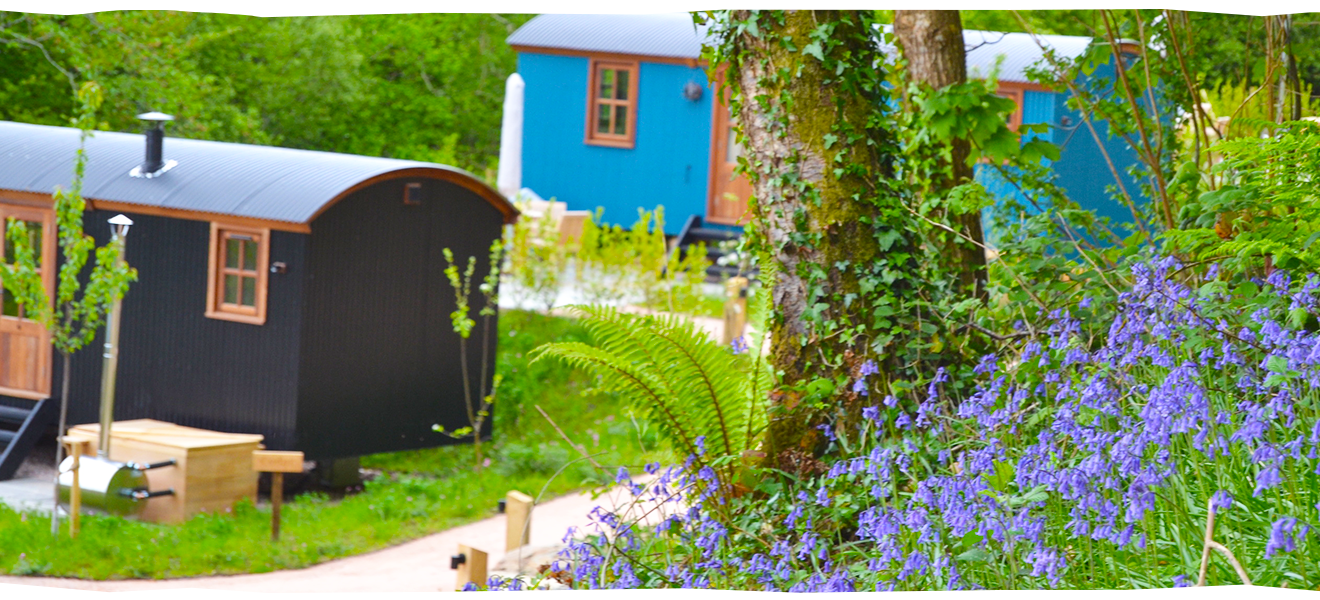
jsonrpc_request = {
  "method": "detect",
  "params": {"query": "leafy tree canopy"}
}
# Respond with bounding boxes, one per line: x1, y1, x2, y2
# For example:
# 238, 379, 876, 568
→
0, 12, 531, 176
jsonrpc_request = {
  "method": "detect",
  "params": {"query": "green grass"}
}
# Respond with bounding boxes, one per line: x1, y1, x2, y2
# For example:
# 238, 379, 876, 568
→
0, 309, 668, 580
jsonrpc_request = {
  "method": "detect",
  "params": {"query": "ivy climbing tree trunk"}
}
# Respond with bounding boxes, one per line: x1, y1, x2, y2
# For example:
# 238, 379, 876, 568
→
895, 10, 988, 298
710, 11, 918, 469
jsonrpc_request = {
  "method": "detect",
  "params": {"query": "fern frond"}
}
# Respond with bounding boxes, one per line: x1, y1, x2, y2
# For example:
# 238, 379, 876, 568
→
529, 340, 703, 459
531, 303, 772, 471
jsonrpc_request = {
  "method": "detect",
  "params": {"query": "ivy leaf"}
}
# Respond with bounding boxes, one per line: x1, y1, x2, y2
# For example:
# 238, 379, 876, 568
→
802, 41, 824, 61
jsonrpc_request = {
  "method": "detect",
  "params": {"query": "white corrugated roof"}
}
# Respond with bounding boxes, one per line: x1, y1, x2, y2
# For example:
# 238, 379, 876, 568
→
508, 14, 1093, 83
508, 13, 707, 60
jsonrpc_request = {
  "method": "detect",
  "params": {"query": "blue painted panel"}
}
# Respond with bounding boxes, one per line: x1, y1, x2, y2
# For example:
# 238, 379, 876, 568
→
1049, 64, 1150, 231
1021, 90, 1055, 127
519, 52, 713, 234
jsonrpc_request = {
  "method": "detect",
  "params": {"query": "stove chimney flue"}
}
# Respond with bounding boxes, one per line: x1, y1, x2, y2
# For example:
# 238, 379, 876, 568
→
131, 112, 176, 179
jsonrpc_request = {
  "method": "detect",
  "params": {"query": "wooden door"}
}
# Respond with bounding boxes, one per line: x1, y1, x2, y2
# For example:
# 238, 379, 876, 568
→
0, 204, 55, 399
707, 98, 753, 225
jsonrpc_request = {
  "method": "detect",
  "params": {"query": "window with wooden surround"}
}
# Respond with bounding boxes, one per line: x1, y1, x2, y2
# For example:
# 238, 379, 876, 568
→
995, 88, 1024, 132
206, 223, 269, 325
586, 60, 638, 148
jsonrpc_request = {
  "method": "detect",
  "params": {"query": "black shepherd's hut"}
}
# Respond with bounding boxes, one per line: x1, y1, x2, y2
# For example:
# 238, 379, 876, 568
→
0, 119, 516, 468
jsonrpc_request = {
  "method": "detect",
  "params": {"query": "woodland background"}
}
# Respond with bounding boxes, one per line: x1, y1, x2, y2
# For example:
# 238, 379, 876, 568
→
4, 11, 1318, 179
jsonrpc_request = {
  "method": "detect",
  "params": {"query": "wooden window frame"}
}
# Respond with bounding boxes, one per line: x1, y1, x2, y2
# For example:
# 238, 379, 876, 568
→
995, 86, 1024, 132
584, 59, 639, 149
206, 222, 270, 325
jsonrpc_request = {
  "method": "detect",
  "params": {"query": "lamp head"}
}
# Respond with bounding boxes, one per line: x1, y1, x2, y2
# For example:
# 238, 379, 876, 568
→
109, 214, 134, 239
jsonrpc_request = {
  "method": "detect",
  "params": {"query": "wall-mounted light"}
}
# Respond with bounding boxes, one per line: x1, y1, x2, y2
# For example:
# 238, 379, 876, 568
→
682, 81, 704, 102
404, 182, 423, 206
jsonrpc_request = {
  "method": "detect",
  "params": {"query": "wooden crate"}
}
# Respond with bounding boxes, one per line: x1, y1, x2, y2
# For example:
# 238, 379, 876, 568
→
66, 419, 265, 523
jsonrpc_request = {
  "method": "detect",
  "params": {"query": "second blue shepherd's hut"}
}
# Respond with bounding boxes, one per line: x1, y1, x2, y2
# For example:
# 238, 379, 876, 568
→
506, 14, 1151, 257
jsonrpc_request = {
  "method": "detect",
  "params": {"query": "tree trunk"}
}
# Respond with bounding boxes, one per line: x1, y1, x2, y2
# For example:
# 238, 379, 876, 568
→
51, 351, 70, 536
895, 10, 988, 298
722, 11, 907, 466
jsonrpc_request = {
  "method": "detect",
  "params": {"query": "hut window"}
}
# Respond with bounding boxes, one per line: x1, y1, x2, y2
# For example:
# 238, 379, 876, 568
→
996, 88, 1024, 132
206, 223, 269, 325
585, 59, 638, 148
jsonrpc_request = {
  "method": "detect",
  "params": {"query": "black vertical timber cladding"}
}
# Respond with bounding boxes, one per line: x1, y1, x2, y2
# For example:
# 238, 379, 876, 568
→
56, 212, 305, 448
296, 178, 503, 459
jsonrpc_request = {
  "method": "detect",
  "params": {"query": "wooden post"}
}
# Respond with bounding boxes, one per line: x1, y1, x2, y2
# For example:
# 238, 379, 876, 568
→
271, 472, 283, 541
504, 490, 534, 552
252, 450, 304, 542
722, 276, 750, 346
59, 437, 90, 538
453, 544, 488, 591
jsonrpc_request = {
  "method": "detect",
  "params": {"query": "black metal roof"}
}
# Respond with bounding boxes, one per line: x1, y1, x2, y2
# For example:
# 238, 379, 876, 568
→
0, 120, 514, 225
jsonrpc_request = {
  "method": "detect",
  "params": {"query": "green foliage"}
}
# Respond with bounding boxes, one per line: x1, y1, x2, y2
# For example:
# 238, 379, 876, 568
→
0, 80, 137, 355
442, 248, 477, 340
574, 211, 633, 305
531, 304, 770, 492
435, 242, 504, 470
957, 10, 1099, 36
1166, 119, 1320, 273
572, 206, 684, 311
0, 12, 529, 174
505, 198, 569, 313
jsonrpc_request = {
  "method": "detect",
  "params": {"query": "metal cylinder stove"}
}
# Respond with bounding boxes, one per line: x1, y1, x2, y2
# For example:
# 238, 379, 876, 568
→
54, 214, 176, 517
57, 456, 176, 516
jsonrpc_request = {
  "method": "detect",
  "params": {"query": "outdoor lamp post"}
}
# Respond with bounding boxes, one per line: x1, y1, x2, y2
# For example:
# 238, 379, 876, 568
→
97, 214, 133, 458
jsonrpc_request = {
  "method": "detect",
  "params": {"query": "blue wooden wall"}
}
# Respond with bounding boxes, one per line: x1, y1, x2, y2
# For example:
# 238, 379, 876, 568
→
518, 50, 1153, 239
1050, 59, 1151, 231
976, 79, 1150, 244
519, 52, 713, 234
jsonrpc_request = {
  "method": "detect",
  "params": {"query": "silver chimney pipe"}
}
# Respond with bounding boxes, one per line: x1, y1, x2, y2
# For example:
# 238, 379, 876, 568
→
98, 214, 134, 458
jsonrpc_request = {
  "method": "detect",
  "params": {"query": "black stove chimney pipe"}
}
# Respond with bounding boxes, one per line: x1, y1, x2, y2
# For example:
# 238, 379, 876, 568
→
143, 126, 164, 174
136, 112, 174, 176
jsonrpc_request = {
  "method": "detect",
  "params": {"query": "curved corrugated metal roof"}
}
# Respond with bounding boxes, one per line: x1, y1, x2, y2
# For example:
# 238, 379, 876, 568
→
961, 30, 1092, 83
508, 14, 1092, 84
507, 13, 707, 59
0, 120, 514, 225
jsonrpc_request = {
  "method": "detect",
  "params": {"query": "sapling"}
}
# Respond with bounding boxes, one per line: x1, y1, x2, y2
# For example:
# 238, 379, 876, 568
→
0, 81, 137, 535
434, 239, 504, 471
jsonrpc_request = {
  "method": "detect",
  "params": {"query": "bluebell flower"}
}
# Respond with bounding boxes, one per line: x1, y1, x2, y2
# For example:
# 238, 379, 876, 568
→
1254, 464, 1282, 497
1266, 517, 1299, 558
1211, 490, 1234, 513
852, 378, 869, 396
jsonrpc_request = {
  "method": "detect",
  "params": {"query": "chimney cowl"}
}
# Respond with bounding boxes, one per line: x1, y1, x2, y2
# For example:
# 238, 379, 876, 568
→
129, 112, 177, 179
